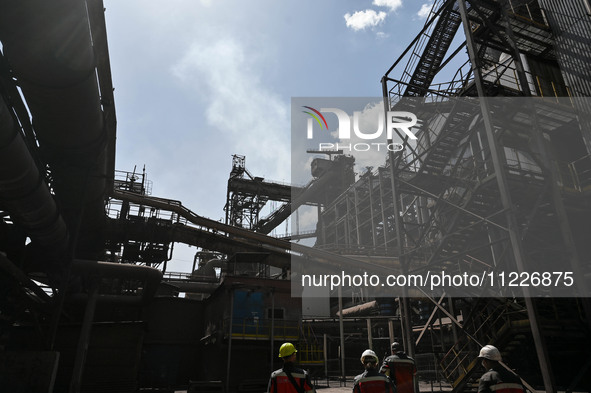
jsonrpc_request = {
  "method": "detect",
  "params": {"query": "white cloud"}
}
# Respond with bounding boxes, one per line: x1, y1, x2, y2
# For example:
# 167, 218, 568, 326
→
294, 205, 319, 232
417, 2, 434, 19
335, 101, 391, 172
344, 10, 387, 31
372, 0, 403, 12
172, 36, 290, 181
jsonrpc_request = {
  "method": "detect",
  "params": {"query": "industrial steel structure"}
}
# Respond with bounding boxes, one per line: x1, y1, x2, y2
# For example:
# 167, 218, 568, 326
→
1, 0, 591, 392
312, 0, 591, 391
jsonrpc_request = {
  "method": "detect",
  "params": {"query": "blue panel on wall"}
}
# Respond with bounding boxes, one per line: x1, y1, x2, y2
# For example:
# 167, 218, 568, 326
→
232, 291, 265, 334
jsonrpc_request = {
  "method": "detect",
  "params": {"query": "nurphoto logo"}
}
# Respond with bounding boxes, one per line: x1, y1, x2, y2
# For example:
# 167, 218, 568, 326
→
303, 106, 418, 152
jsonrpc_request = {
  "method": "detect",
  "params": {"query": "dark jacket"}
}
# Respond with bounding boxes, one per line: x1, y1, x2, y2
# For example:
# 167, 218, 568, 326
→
478, 364, 525, 393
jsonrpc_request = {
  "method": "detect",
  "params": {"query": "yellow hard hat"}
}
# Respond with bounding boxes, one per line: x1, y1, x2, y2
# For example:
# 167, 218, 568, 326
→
279, 342, 297, 358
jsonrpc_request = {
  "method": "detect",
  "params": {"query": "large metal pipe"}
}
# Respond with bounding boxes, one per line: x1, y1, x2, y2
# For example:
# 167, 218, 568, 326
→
0, 0, 108, 258
70, 259, 163, 303
0, 95, 69, 249
164, 280, 219, 294
194, 258, 226, 276
114, 190, 398, 277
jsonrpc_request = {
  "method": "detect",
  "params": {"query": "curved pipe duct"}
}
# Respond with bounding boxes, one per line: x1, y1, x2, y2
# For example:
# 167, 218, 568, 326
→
194, 258, 226, 277
0, 96, 68, 249
71, 259, 163, 304
0, 0, 108, 259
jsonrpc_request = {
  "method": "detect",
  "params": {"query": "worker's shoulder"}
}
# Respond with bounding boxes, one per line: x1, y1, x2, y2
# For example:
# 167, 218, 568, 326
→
291, 367, 310, 377
480, 369, 500, 383
383, 355, 397, 362
353, 372, 365, 384
385, 353, 414, 362
355, 370, 389, 382
481, 367, 520, 384
271, 366, 309, 378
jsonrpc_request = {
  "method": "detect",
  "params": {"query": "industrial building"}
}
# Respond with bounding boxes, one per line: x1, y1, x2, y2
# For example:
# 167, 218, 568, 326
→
0, 0, 590, 392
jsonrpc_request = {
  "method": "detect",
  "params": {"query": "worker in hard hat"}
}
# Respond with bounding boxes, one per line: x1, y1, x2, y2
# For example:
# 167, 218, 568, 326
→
477, 345, 525, 393
380, 342, 416, 393
267, 342, 316, 393
353, 349, 396, 393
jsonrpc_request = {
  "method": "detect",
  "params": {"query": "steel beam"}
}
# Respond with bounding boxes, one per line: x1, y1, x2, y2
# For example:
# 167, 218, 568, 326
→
457, 1, 555, 391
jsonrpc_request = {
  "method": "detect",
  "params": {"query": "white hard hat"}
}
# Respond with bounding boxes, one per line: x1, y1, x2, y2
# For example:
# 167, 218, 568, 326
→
478, 345, 502, 361
360, 349, 378, 363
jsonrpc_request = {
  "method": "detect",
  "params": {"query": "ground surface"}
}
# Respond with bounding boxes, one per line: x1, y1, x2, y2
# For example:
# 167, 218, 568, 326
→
174, 380, 453, 393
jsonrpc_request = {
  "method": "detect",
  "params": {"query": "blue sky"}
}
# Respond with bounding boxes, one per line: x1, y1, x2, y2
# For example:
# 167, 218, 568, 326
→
103, 0, 441, 271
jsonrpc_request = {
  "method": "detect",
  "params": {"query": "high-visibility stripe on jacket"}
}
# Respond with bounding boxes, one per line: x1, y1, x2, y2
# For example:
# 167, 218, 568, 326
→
489, 383, 525, 393
268, 366, 315, 393
353, 370, 396, 393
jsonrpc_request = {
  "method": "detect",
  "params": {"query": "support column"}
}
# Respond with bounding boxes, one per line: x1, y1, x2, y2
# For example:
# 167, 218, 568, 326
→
366, 319, 373, 350
367, 174, 377, 248
378, 168, 390, 250
69, 278, 99, 393
323, 334, 328, 383
226, 288, 235, 393
382, 75, 415, 367
388, 319, 395, 347
270, 290, 275, 375
338, 286, 346, 384
457, 1, 555, 391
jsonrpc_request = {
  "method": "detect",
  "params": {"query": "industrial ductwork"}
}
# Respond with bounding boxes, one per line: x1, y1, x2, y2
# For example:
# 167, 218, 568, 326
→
0, 96, 69, 249
0, 0, 109, 260
70, 259, 163, 304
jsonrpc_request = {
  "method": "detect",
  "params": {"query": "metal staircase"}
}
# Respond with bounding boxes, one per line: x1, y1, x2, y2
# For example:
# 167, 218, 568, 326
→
439, 297, 591, 392
403, 1, 463, 97
439, 298, 530, 392
415, 101, 477, 178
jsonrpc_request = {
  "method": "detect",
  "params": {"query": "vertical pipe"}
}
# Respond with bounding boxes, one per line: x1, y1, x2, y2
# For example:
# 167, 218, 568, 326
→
378, 168, 389, 250
366, 319, 373, 350
400, 297, 414, 358
226, 288, 235, 393
345, 192, 351, 248
338, 286, 346, 384
353, 187, 361, 246
270, 290, 275, 375
388, 319, 395, 348
457, 1, 555, 391
367, 175, 377, 248
447, 297, 459, 361
323, 333, 328, 384
317, 205, 324, 245
69, 278, 99, 393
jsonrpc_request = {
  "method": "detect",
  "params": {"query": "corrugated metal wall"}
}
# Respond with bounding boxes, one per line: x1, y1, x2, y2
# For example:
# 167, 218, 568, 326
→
538, 0, 591, 96
537, 0, 591, 155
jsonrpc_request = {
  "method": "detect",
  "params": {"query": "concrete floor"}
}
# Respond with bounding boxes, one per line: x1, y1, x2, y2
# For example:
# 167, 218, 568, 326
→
175, 380, 453, 393
315, 380, 453, 393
